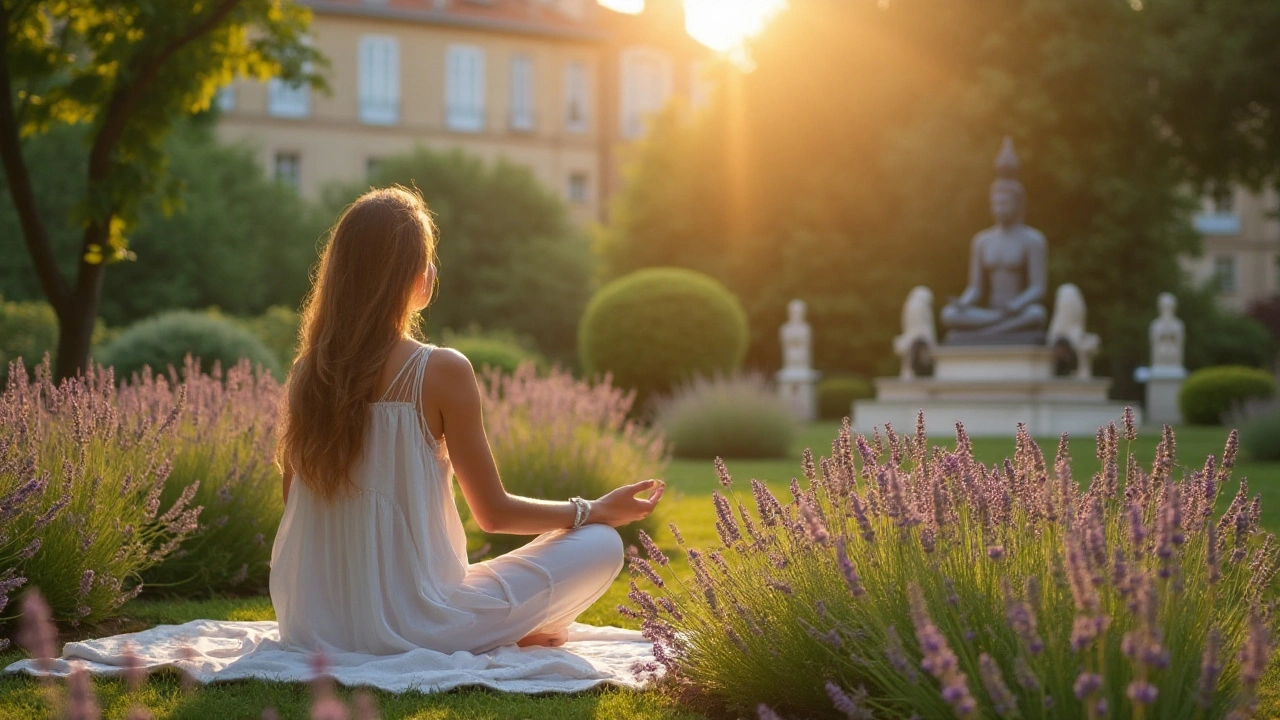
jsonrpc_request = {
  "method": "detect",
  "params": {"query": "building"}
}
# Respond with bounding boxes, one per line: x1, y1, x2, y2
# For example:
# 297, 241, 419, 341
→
214, 0, 712, 225
1185, 188, 1280, 312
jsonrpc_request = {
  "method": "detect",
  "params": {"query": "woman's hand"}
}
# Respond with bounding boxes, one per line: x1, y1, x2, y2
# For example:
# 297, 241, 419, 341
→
590, 479, 665, 528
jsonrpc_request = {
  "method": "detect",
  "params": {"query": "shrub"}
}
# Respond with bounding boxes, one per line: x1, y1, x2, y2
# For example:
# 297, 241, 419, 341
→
1242, 409, 1280, 461
96, 310, 281, 382
1179, 365, 1276, 425
624, 416, 1276, 719
475, 363, 668, 557
236, 305, 301, 371
817, 376, 875, 420
137, 358, 283, 595
442, 326, 546, 376
0, 297, 57, 383
653, 373, 796, 459
0, 359, 199, 627
578, 267, 748, 405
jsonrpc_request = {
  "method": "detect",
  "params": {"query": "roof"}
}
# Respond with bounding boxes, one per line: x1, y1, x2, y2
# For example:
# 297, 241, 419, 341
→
304, 0, 608, 41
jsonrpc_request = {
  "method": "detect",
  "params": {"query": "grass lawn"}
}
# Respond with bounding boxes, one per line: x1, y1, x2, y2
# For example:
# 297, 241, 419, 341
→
2, 420, 1278, 719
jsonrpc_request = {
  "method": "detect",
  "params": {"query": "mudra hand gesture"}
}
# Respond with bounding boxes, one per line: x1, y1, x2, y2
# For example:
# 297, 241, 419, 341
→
591, 479, 665, 527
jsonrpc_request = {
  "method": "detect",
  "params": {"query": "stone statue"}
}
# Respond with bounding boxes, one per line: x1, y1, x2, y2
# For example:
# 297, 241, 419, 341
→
1150, 292, 1185, 371
894, 286, 936, 378
1046, 283, 1099, 378
780, 299, 813, 372
941, 137, 1049, 343
777, 299, 819, 421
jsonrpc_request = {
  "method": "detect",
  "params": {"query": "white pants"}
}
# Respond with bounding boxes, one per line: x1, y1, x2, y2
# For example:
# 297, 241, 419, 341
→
459, 524, 624, 652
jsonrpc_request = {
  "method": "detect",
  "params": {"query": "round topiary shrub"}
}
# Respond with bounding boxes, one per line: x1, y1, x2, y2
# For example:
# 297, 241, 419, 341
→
1179, 365, 1276, 425
443, 328, 546, 376
579, 268, 748, 403
97, 310, 281, 381
653, 373, 796, 459
1243, 410, 1280, 461
817, 376, 875, 420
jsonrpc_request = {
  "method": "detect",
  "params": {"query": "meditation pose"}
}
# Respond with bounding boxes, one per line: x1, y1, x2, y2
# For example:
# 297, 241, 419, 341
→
941, 137, 1048, 342
270, 187, 664, 655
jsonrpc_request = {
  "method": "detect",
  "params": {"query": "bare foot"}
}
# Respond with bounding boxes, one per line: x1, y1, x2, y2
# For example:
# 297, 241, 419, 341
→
517, 627, 569, 648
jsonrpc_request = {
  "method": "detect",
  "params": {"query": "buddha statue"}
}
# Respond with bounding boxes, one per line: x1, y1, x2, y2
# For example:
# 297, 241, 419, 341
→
941, 137, 1049, 343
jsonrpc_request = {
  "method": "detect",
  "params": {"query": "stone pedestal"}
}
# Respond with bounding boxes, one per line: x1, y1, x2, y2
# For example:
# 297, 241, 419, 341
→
777, 368, 820, 422
853, 345, 1138, 436
1138, 366, 1186, 426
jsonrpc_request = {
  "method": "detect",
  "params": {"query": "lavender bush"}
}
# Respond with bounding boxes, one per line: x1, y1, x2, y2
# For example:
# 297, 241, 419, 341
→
652, 373, 797, 459
626, 412, 1277, 719
476, 362, 668, 556
137, 358, 283, 595
0, 359, 200, 632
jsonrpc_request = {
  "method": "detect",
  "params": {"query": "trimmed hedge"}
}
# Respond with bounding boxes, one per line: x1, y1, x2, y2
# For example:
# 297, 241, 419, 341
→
1242, 409, 1280, 461
817, 376, 875, 420
1178, 365, 1276, 425
578, 268, 748, 405
96, 310, 281, 381
653, 373, 796, 459
0, 297, 57, 382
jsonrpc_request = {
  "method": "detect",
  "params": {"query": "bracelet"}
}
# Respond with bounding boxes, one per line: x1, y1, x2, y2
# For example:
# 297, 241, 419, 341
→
569, 497, 591, 529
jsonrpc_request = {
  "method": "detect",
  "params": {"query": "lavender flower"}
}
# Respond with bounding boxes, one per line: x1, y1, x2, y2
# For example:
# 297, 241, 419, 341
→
835, 537, 865, 597
712, 492, 742, 546
909, 585, 975, 716
1002, 580, 1044, 654
799, 501, 829, 545
884, 625, 918, 683
802, 447, 816, 483
757, 705, 783, 720
751, 479, 784, 528
67, 664, 101, 720
1123, 406, 1137, 441
668, 522, 685, 546
987, 545, 1005, 560
1126, 680, 1158, 705
1240, 605, 1272, 688
979, 654, 1017, 718
1199, 627, 1222, 708
714, 456, 732, 488
1074, 672, 1102, 699
638, 530, 669, 566
850, 492, 875, 543
630, 557, 665, 588
826, 681, 872, 719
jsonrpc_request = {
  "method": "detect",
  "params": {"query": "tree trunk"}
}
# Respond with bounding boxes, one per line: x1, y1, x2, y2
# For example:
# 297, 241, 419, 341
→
53, 223, 109, 380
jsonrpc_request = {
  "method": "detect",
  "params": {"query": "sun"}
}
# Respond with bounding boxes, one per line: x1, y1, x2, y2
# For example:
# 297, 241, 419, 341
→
597, 0, 786, 55
682, 0, 786, 53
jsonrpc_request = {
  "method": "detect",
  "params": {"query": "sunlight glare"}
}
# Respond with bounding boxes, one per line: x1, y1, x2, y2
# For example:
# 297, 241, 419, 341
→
683, 0, 786, 53
597, 0, 645, 14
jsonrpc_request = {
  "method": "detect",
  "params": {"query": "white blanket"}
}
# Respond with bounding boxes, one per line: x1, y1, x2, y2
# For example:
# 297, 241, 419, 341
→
4, 620, 657, 694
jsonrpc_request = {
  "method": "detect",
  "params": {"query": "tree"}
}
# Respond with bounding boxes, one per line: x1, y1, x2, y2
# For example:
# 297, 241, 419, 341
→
327, 147, 594, 365
0, 0, 322, 379
599, 0, 1280, 395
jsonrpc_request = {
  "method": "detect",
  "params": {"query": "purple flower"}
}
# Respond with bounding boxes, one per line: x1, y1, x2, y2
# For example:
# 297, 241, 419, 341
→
1199, 627, 1222, 708
850, 493, 875, 543
751, 479, 784, 528
78, 569, 96, 600
884, 625, 918, 683
1071, 614, 1108, 652
802, 447, 817, 483
1222, 429, 1238, 472
1125, 680, 1158, 705
799, 501, 829, 545
16, 590, 57, 669
668, 522, 685, 546
1123, 406, 1137, 441
638, 530, 669, 566
714, 456, 732, 488
1240, 605, 1272, 688
826, 681, 871, 719
979, 654, 1017, 719
712, 492, 742, 546
1002, 580, 1043, 655
1073, 672, 1102, 699
835, 537, 865, 598
629, 557, 665, 588
756, 705, 783, 720
987, 545, 1005, 560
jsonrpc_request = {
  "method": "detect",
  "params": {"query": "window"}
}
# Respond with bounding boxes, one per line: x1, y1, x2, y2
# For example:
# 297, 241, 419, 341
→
215, 85, 235, 112
446, 44, 486, 132
510, 54, 535, 131
275, 152, 301, 191
564, 61, 589, 133
620, 49, 672, 138
1193, 191, 1241, 235
268, 77, 310, 118
568, 172, 589, 203
359, 35, 400, 125
1214, 255, 1238, 294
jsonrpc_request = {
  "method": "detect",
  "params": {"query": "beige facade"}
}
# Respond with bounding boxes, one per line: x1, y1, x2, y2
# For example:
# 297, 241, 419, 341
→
215, 0, 708, 227
1184, 188, 1280, 312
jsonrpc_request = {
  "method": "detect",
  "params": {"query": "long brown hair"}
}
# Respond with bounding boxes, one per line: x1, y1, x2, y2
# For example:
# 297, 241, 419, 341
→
277, 186, 437, 501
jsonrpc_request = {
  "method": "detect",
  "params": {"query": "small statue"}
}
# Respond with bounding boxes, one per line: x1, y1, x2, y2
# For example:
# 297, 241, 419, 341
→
1150, 292, 1185, 370
894, 286, 936, 378
780, 299, 813, 372
1046, 284, 1099, 378
941, 137, 1049, 343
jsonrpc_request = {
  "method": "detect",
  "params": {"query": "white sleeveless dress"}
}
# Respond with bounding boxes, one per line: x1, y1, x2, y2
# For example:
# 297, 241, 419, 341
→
269, 344, 625, 655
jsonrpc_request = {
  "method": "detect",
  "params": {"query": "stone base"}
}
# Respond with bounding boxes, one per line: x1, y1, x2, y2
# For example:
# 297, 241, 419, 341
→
777, 369, 819, 423
1145, 377, 1184, 425
943, 329, 1047, 346
852, 395, 1138, 437
932, 345, 1057, 382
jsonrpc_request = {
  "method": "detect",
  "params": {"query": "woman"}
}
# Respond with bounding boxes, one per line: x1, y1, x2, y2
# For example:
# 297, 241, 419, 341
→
270, 187, 664, 655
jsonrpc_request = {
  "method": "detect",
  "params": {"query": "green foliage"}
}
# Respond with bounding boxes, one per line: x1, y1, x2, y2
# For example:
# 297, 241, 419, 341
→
1243, 409, 1280, 461
441, 326, 546, 376
578, 268, 748, 405
0, 360, 200, 624
0, 297, 56, 382
1182, 299, 1277, 371
653, 374, 796, 459
326, 148, 593, 365
472, 364, 668, 557
96, 310, 281, 382
598, 0, 1280, 389
236, 306, 302, 372
817, 376, 875, 420
629, 423, 1274, 719
0, 122, 326, 328
1180, 366, 1278, 426
140, 359, 283, 596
